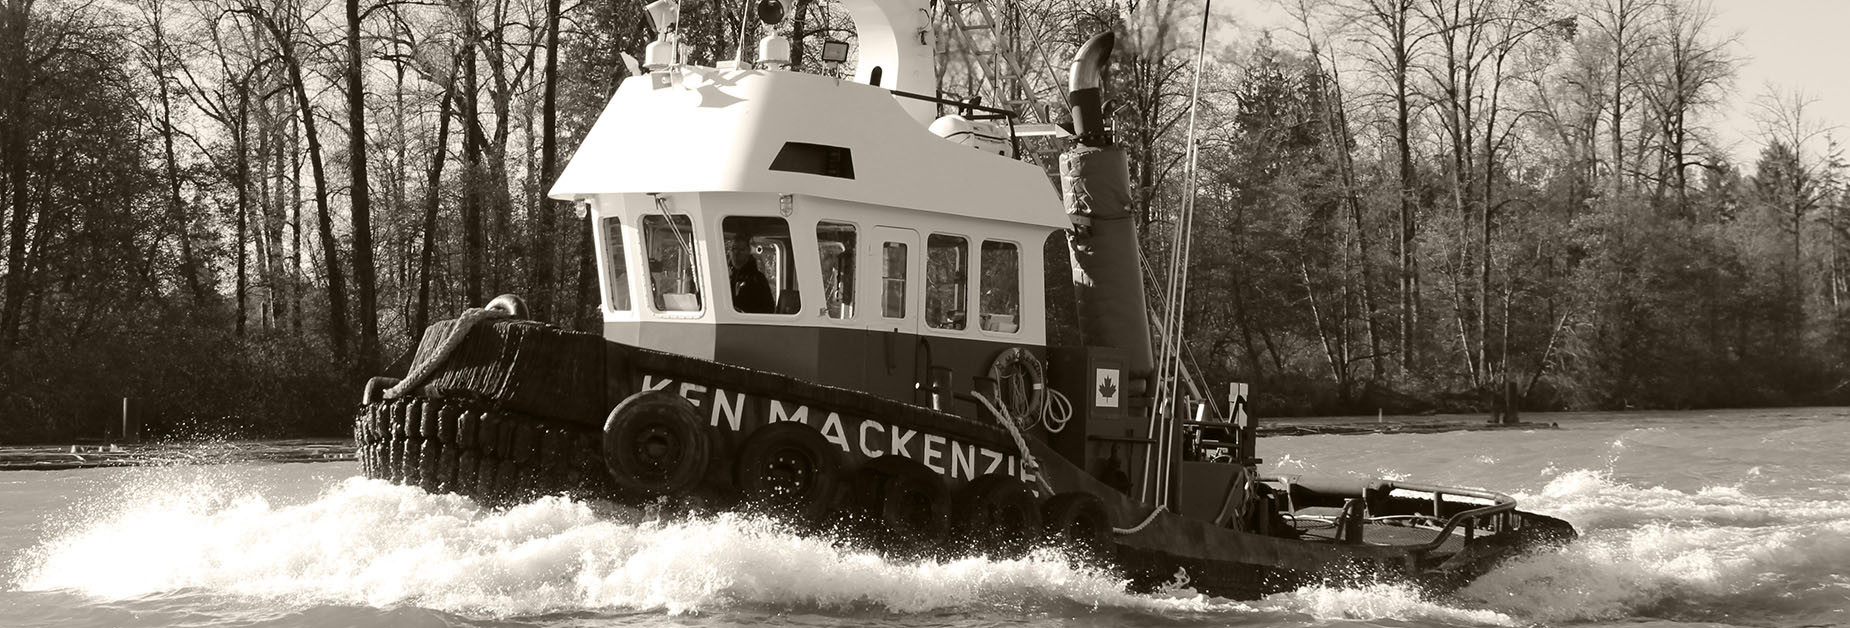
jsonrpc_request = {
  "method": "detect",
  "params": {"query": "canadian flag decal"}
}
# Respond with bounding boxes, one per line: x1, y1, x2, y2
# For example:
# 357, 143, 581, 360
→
1095, 368, 1120, 408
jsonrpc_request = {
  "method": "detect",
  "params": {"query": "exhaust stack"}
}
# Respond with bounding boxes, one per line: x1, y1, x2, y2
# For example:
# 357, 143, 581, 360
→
1061, 31, 1154, 391
1068, 32, 1115, 148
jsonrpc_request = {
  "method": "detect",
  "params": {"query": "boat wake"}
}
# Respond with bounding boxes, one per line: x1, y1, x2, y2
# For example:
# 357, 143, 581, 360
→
11, 465, 1846, 626
1454, 468, 1850, 624
10, 473, 1207, 616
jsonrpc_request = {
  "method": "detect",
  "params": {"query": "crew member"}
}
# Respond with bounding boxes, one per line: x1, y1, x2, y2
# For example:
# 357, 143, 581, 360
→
731, 237, 774, 313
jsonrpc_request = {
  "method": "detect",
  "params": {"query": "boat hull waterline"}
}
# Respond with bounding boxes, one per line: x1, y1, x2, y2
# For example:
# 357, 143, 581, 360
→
353, 317, 1573, 599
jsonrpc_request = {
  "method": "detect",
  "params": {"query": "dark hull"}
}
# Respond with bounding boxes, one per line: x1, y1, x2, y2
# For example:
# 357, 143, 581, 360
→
355, 317, 1570, 599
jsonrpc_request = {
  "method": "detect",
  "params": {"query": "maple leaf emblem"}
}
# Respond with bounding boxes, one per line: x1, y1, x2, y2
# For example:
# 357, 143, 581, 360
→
1098, 376, 1117, 400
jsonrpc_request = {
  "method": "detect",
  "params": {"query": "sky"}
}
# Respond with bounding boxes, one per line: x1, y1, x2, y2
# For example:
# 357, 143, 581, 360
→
1210, 0, 1850, 167
1713, 0, 1850, 163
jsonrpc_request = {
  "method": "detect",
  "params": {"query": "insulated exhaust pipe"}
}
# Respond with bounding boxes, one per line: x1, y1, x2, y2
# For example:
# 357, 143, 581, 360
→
1060, 29, 1152, 389
1068, 31, 1115, 147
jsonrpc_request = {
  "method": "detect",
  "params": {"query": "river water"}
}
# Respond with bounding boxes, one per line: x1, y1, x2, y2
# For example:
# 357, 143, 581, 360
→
2, 408, 1845, 627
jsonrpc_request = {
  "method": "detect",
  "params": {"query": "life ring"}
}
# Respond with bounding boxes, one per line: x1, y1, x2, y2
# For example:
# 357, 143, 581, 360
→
854, 455, 951, 543
735, 422, 843, 522
954, 473, 1043, 557
1041, 492, 1115, 563
602, 390, 712, 495
987, 347, 1047, 430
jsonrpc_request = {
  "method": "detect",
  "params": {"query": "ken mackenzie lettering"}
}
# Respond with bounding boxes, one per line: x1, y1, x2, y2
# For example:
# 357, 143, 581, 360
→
639, 375, 1038, 485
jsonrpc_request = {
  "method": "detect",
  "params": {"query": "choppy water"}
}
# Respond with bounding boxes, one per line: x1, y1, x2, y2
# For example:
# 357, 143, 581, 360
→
3, 408, 1847, 627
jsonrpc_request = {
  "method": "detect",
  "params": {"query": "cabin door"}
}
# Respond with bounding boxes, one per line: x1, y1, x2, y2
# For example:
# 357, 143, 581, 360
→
866, 226, 923, 404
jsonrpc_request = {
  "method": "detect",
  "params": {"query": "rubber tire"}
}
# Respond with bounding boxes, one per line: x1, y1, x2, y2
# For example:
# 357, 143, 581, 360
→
389, 437, 408, 484
355, 397, 605, 506
437, 445, 460, 493
437, 404, 461, 444
955, 474, 1042, 558
602, 390, 712, 496
418, 439, 441, 492
1041, 492, 1115, 564
853, 455, 952, 543
420, 400, 440, 441
734, 422, 842, 522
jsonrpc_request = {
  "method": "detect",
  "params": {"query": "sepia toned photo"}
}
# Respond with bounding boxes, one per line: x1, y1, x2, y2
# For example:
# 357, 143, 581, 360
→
1, 0, 1844, 625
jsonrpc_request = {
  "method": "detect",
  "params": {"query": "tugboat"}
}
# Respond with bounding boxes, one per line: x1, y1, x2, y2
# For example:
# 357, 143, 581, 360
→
352, 0, 1573, 599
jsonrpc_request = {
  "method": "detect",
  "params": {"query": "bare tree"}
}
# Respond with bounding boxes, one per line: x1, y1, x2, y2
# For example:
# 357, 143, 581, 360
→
1638, 0, 1733, 215
240, 0, 351, 361
1583, 0, 1661, 195
345, 0, 381, 370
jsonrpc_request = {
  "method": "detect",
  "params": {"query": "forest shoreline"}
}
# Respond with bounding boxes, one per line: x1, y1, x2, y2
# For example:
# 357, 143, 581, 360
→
0, 439, 355, 471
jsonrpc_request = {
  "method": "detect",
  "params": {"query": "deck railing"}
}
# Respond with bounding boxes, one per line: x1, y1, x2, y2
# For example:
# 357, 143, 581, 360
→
1261, 476, 1520, 551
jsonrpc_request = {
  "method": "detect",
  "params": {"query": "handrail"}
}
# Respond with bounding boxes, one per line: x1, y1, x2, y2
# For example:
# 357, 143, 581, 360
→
1379, 480, 1517, 553
886, 88, 1025, 156
1412, 498, 1515, 552
1386, 481, 1515, 508
887, 88, 1017, 118
1258, 476, 1519, 553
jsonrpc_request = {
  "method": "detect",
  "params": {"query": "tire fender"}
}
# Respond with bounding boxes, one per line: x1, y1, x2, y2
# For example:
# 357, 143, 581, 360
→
602, 390, 712, 495
854, 455, 951, 541
734, 422, 843, 522
955, 474, 1043, 557
1041, 492, 1116, 563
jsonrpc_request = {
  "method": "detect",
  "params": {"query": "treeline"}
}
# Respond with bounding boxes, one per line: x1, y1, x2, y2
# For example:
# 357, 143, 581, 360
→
0, 0, 883, 442
1141, 0, 1850, 415
0, 0, 1843, 443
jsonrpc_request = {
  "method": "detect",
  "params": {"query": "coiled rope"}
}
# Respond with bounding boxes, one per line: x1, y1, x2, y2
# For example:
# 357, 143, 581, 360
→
1040, 388, 1074, 433
983, 349, 1073, 433
987, 347, 1047, 430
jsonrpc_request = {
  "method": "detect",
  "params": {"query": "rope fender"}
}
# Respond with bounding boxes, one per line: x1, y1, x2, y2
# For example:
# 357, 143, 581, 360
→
383, 306, 513, 400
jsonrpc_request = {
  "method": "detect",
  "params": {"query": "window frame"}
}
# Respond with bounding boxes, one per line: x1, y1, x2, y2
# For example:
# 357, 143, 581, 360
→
976, 238, 1023, 336
923, 232, 972, 332
816, 219, 860, 322
720, 214, 802, 317
597, 214, 635, 314
641, 212, 706, 317
879, 239, 910, 321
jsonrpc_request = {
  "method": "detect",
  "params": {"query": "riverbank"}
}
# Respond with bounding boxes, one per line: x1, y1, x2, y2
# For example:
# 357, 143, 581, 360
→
1258, 412, 1560, 437
1259, 405, 1850, 436
0, 439, 355, 471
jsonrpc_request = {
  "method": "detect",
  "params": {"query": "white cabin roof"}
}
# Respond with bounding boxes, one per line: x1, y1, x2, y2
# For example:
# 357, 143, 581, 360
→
548, 66, 1070, 232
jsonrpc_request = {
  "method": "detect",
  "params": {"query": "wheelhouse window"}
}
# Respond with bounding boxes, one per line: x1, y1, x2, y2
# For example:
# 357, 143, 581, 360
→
601, 216, 631, 311
980, 240, 1019, 333
926, 234, 969, 330
643, 214, 702, 312
881, 242, 908, 318
818, 221, 857, 319
723, 216, 800, 315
